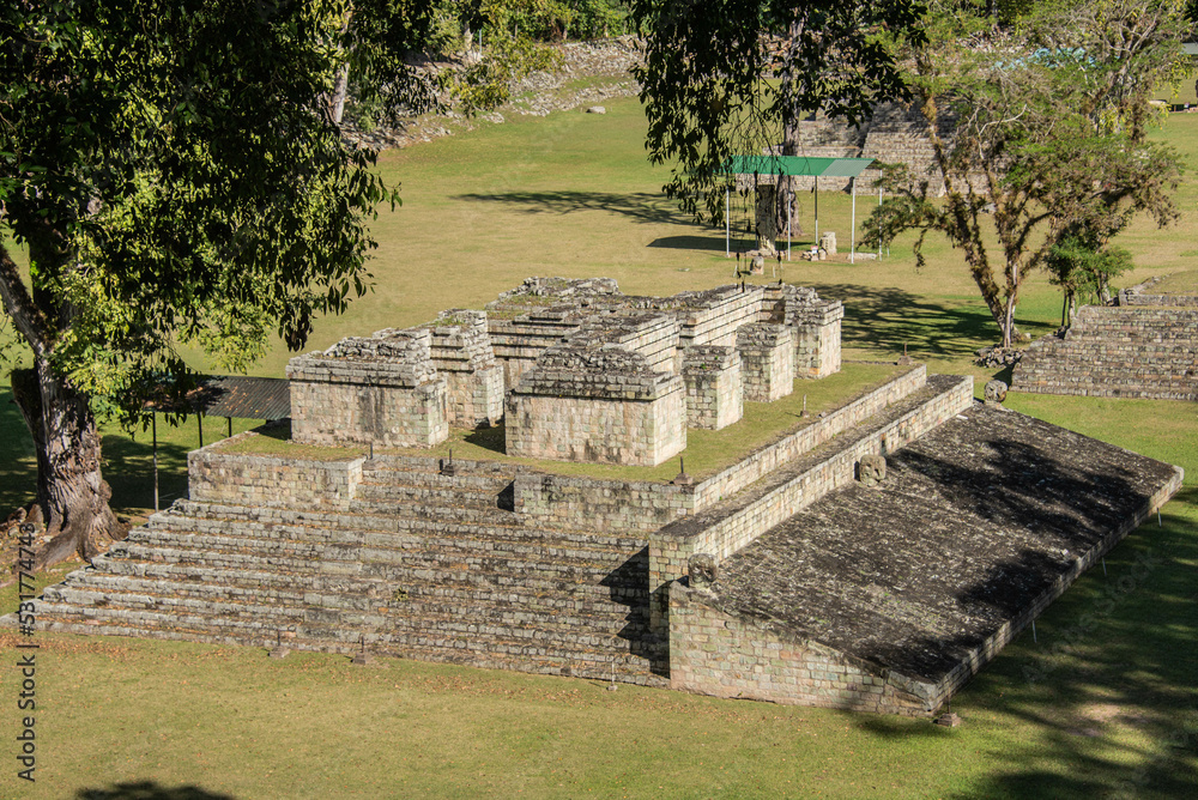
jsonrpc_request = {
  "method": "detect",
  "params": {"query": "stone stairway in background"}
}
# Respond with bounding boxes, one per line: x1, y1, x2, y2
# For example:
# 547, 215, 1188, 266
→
1012, 305, 1198, 400
34, 457, 658, 683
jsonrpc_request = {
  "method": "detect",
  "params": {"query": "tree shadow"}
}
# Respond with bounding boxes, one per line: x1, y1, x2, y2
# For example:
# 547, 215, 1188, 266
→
806, 282, 996, 359
647, 234, 729, 252
842, 426, 1197, 798
451, 190, 693, 227
77, 782, 238, 800
101, 431, 196, 512
0, 388, 36, 513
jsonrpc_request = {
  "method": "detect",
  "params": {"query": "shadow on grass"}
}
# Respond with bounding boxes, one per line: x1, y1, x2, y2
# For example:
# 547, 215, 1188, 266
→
0, 388, 35, 513
464, 424, 506, 455
807, 282, 997, 360
648, 234, 729, 252
451, 190, 692, 227
1, 386, 220, 516
77, 782, 237, 799
856, 484, 1198, 799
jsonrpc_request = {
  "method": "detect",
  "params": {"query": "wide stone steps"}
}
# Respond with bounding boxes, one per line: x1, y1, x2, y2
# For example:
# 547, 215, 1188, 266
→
50, 570, 645, 619
29, 450, 664, 681
120, 511, 643, 575
34, 600, 655, 682
126, 516, 637, 570
97, 543, 638, 601
41, 579, 642, 637
159, 499, 640, 548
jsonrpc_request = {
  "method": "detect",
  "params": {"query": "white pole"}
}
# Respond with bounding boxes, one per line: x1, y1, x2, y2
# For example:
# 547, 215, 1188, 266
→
725, 185, 730, 257
850, 176, 857, 264
786, 178, 792, 261
814, 175, 819, 247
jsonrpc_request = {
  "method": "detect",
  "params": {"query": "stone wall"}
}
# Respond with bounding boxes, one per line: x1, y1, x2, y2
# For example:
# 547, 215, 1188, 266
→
514, 473, 691, 535
665, 285, 765, 349
427, 309, 505, 427
288, 328, 449, 447
1118, 276, 1198, 307
769, 102, 962, 196
650, 374, 974, 629
683, 347, 743, 430
691, 364, 927, 509
1012, 305, 1198, 401
669, 583, 935, 715
762, 284, 844, 378
189, 436, 365, 509
736, 323, 795, 402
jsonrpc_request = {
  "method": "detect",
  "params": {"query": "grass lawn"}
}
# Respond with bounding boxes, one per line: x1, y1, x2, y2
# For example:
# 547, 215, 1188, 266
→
1, 94, 1197, 799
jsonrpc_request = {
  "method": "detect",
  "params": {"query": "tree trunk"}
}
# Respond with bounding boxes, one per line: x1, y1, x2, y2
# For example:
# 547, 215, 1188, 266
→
11, 363, 127, 571
776, 120, 802, 239
755, 184, 778, 254
330, 62, 350, 124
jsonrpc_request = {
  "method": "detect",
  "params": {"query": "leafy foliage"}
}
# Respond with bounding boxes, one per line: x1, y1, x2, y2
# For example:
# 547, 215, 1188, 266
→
0, 0, 418, 422
863, 0, 1187, 347
1044, 232, 1133, 325
631, 0, 926, 226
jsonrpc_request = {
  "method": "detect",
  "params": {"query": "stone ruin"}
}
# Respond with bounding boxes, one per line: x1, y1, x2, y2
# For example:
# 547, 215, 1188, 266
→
287, 277, 844, 466
1012, 291, 1198, 402
18, 277, 1184, 718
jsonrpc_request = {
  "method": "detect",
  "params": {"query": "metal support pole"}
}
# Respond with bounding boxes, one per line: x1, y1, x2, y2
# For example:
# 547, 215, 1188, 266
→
198, 412, 204, 449
851, 176, 857, 264
814, 175, 819, 246
786, 180, 792, 261
152, 413, 159, 513
878, 187, 884, 258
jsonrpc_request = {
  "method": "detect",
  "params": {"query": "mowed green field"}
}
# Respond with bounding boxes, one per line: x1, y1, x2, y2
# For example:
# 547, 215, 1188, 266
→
2, 96, 1197, 798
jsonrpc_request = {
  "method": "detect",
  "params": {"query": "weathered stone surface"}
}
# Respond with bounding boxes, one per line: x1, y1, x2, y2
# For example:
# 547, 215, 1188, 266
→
1012, 305, 1198, 401
983, 379, 1008, 407
18, 362, 1182, 718
672, 405, 1182, 714
737, 323, 795, 402
682, 346, 743, 430
688, 553, 718, 589
288, 328, 449, 448
858, 453, 886, 486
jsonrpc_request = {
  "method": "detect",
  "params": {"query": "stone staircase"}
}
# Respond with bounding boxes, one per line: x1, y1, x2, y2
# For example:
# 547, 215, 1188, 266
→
26, 365, 977, 687
34, 457, 658, 683
1013, 305, 1198, 400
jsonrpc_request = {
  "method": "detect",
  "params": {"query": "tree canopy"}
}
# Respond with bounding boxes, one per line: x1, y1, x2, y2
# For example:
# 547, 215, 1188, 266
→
631, 0, 926, 226
864, 0, 1189, 347
1, 0, 432, 567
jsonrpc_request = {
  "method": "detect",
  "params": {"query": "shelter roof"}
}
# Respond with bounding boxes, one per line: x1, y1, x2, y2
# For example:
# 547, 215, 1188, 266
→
145, 376, 291, 420
723, 155, 874, 178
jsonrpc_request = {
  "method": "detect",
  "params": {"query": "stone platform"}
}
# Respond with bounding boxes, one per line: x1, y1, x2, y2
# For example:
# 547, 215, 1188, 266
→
18, 362, 1183, 715
1012, 304, 1198, 401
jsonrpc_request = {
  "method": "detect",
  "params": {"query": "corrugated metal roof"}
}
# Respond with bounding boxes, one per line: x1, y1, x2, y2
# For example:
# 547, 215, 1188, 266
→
200, 376, 291, 420
145, 376, 291, 420
723, 155, 874, 178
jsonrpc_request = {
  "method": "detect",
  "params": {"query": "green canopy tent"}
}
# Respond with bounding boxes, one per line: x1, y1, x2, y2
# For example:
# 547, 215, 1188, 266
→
722, 156, 875, 262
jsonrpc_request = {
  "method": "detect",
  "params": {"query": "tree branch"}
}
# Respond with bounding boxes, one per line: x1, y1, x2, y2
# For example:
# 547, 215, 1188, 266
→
0, 241, 53, 357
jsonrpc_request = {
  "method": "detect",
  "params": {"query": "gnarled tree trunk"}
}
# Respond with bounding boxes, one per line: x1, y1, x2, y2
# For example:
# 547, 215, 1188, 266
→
11, 364, 126, 571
